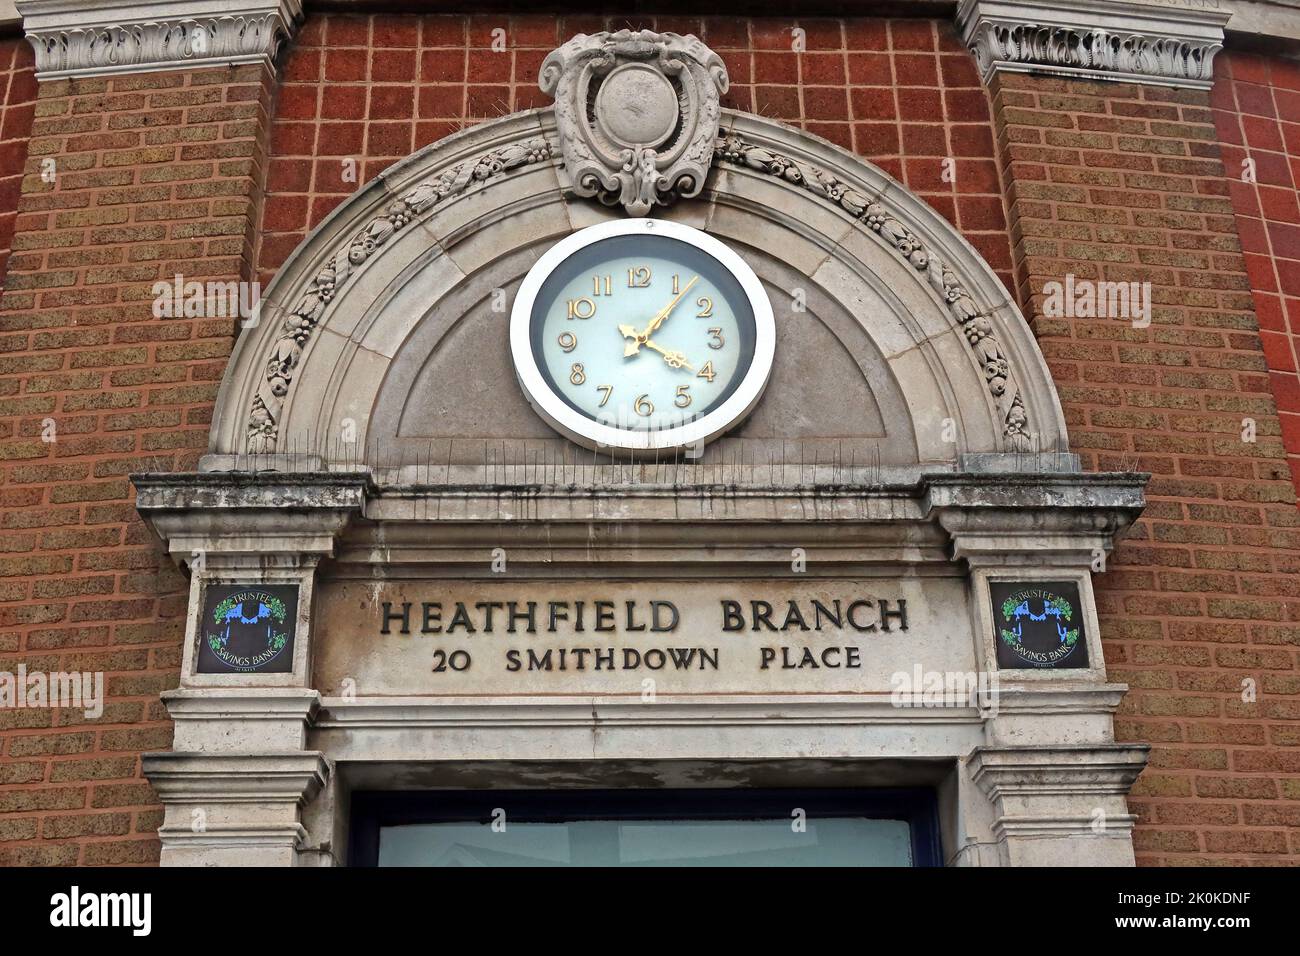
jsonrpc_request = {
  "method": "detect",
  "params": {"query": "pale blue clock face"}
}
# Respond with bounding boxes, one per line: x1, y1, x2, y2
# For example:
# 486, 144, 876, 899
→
530, 233, 757, 433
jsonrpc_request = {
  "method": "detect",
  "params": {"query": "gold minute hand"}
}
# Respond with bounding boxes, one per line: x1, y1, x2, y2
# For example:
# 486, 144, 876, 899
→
642, 275, 698, 339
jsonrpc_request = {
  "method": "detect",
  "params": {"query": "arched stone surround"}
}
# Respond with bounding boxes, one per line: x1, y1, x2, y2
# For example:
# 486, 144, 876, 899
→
206, 108, 1067, 476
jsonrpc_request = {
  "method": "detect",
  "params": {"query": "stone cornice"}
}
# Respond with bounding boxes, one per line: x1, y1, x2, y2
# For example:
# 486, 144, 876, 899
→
957, 0, 1232, 89
16, 0, 303, 80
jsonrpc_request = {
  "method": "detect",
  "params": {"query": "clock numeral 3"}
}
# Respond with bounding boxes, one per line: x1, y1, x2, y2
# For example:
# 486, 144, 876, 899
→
557, 332, 577, 353
707, 327, 724, 349
569, 363, 586, 385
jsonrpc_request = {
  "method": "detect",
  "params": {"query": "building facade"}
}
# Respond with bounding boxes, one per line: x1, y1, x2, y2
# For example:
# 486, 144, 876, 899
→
0, 0, 1298, 867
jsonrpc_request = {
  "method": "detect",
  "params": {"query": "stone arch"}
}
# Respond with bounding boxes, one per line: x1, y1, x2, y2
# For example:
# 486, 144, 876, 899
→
206, 107, 1068, 475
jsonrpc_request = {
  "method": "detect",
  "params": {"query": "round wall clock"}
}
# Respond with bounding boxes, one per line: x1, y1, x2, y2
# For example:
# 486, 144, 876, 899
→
510, 218, 775, 452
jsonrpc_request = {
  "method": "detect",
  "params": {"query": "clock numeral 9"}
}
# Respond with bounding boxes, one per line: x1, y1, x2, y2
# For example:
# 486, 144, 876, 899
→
634, 394, 654, 417
570, 363, 586, 385
557, 332, 577, 353
674, 385, 692, 408
696, 296, 713, 318
566, 297, 596, 320
627, 267, 651, 288
707, 327, 724, 349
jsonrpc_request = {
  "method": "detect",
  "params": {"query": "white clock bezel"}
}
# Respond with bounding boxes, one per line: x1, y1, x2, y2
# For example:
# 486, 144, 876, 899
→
510, 218, 775, 453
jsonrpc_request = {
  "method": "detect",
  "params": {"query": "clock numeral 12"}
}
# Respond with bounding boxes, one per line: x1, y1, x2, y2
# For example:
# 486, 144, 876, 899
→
627, 267, 651, 288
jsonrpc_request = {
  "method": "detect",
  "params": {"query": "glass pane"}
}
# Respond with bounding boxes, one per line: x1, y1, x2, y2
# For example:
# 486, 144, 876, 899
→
377, 817, 913, 867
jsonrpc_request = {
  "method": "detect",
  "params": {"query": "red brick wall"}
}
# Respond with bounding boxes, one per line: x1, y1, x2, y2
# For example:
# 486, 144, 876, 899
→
990, 70, 1300, 864
3, 11, 1299, 868
1211, 50, 1300, 501
256, 13, 1014, 292
0, 65, 274, 865
0, 37, 37, 288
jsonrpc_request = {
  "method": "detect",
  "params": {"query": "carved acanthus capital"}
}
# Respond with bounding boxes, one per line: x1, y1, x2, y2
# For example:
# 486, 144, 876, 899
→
957, 0, 1231, 90
540, 30, 728, 215
17, 0, 303, 79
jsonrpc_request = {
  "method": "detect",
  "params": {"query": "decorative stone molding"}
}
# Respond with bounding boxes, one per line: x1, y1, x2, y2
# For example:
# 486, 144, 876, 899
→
246, 138, 552, 453
143, 751, 328, 866
969, 744, 1150, 865
715, 133, 1032, 449
16, 0, 303, 79
540, 30, 728, 215
956, 0, 1231, 89
209, 108, 1072, 466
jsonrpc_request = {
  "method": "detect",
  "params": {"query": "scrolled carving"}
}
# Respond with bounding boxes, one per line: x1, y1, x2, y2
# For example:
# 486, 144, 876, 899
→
540, 30, 728, 216
246, 138, 553, 453
714, 133, 1034, 451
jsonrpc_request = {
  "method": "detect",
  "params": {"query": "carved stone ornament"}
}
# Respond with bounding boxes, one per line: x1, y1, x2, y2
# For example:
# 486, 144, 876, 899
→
246, 139, 553, 453
956, 0, 1230, 90
539, 30, 728, 216
714, 133, 1033, 450
16, 0, 304, 79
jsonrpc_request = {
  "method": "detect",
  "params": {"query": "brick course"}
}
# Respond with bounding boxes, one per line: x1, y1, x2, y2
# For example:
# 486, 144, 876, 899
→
1211, 50, 1300, 501
0, 38, 36, 290
990, 69, 1300, 864
256, 13, 1014, 292
0, 11, 1298, 867
0, 65, 275, 865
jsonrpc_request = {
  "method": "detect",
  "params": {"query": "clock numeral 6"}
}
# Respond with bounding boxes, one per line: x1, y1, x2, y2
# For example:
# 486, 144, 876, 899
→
566, 297, 596, 320
634, 394, 654, 417
557, 332, 577, 353
570, 363, 586, 385
674, 385, 692, 408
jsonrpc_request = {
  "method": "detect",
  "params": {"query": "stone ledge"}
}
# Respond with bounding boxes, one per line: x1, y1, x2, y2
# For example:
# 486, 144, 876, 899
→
16, 0, 303, 79
957, 0, 1232, 89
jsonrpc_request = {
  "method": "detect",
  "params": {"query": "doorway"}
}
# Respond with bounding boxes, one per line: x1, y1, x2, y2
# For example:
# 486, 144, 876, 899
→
350, 788, 940, 866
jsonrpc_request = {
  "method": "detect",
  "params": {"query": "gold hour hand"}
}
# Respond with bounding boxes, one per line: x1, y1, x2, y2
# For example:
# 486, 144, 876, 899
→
618, 323, 642, 356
